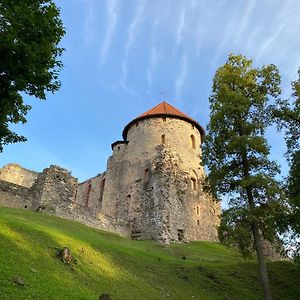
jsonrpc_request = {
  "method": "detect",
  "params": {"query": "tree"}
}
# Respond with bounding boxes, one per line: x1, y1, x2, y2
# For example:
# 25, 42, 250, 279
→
203, 54, 284, 300
0, 0, 65, 152
271, 68, 300, 259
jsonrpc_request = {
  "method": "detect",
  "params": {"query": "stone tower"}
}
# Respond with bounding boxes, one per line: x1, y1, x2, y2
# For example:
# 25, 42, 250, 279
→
101, 102, 220, 243
0, 102, 220, 243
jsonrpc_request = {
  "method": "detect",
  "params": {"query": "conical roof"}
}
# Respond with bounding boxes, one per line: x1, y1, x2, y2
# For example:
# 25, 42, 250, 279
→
122, 101, 205, 139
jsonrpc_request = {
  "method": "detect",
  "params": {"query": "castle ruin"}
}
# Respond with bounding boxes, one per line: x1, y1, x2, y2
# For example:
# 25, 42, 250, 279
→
0, 102, 220, 243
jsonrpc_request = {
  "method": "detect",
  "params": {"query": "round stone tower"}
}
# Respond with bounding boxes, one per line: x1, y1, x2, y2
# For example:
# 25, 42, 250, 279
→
101, 102, 220, 243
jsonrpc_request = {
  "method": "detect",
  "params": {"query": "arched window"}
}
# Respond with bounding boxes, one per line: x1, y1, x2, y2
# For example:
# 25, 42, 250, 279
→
74, 190, 77, 203
161, 134, 165, 144
191, 135, 195, 149
99, 178, 105, 205
191, 177, 197, 190
86, 182, 92, 207
144, 168, 149, 182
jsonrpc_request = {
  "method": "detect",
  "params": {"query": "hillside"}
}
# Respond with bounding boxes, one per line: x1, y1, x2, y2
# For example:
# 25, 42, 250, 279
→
0, 206, 299, 300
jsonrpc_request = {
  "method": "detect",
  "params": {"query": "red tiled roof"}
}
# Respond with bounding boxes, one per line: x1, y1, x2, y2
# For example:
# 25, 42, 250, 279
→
122, 102, 205, 139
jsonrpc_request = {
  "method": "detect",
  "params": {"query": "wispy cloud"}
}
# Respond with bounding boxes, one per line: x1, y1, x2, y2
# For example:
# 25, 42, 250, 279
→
235, 0, 256, 45
84, 0, 95, 44
99, 0, 119, 65
146, 46, 158, 90
175, 54, 187, 100
120, 0, 146, 87
175, 8, 186, 48
255, 22, 285, 61
196, 26, 206, 57
210, 20, 234, 70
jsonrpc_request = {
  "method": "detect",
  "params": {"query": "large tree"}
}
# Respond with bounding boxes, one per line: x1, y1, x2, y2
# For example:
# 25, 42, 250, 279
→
272, 68, 300, 259
0, 0, 65, 152
203, 54, 283, 300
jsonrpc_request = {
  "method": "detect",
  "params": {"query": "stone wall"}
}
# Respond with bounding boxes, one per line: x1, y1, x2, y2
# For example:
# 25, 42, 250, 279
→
0, 163, 38, 188
0, 179, 32, 209
75, 173, 106, 210
102, 117, 220, 243
0, 116, 220, 244
30, 165, 78, 215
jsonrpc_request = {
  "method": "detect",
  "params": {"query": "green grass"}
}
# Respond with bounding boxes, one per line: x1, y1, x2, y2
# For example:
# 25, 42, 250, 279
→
0, 206, 299, 300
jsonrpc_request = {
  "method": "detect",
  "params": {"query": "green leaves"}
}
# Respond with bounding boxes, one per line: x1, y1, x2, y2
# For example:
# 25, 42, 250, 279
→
0, 0, 65, 151
203, 54, 283, 257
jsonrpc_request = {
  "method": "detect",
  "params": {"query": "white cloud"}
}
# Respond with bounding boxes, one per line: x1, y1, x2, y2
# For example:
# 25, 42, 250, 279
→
146, 46, 158, 90
235, 0, 256, 45
120, 0, 146, 87
175, 8, 186, 47
99, 0, 119, 65
175, 55, 187, 100
84, 0, 95, 44
255, 22, 285, 61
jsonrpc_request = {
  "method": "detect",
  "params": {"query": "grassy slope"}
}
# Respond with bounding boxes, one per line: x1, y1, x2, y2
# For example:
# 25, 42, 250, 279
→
0, 206, 299, 300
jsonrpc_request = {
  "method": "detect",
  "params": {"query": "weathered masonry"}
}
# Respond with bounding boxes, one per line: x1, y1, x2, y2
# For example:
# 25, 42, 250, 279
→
0, 102, 220, 243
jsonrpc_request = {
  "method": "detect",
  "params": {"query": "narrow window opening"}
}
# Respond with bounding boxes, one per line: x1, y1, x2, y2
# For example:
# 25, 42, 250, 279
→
192, 124, 194, 129
86, 182, 92, 207
191, 135, 195, 149
74, 189, 78, 203
161, 134, 165, 144
144, 168, 149, 182
196, 206, 199, 215
162, 117, 166, 122
191, 177, 197, 190
99, 178, 105, 205
197, 220, 200, 226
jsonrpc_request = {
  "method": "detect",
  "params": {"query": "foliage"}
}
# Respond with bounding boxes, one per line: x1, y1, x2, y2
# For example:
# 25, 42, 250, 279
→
271, 68, 300, 259
203, 54, 283, 247
271, 68, 300, 158
203, 54, 285, 299
1, 205, 300, 300
0, 0, 65, 152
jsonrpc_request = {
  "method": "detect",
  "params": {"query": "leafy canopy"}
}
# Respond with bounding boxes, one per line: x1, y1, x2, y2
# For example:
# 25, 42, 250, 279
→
272, 69, 300, 259
203, 54, 283, 250
0, 0, 65, 152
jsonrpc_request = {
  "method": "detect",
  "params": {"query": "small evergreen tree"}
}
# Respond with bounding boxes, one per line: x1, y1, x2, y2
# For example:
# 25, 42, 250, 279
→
203, 54, 284, 300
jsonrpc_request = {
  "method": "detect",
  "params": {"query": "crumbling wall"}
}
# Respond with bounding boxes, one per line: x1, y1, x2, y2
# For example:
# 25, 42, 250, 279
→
0, 163, 38, 188
75, 173, 105, 210
30, 165, 77, 215
102, 115, 221, 243
0, 179, 32, 209
132, 145, 219, 243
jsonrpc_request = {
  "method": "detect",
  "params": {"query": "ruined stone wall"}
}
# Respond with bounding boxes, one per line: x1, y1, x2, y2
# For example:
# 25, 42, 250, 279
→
30, 165, 77, 215
0, 116, 220, 244
0, 163, 38, 188
0, 179, 32, 209
102, 117, 220, 242
75, 173, 105, 210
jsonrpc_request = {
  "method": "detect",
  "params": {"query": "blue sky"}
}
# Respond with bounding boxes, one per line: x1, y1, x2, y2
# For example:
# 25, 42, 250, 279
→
1, 0, 300, 188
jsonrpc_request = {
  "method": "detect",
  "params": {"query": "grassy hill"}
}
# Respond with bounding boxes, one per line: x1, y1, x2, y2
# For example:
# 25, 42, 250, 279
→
0, 206, 299, 300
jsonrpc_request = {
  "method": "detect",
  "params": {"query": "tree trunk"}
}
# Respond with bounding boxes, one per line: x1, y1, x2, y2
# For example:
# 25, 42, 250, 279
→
241, 151, 273, 300
251, 218, 272, 300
